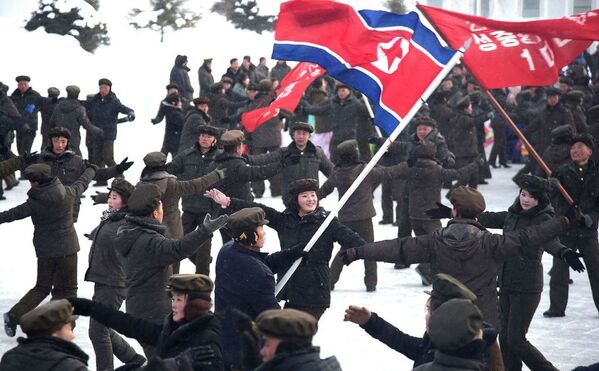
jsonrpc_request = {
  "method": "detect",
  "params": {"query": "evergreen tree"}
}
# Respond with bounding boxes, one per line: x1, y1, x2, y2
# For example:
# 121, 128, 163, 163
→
129, 0, 200, 42
385, 0, 408, 14
25, 0, 110, 53
211, 0, 274, 34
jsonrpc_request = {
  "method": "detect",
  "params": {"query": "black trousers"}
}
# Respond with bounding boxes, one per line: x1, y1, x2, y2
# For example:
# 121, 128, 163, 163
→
454, 156, 479, 188
284, 302, 326, 322
499, 291, 558, 371
489, 122, 507, 166
380, 176, 395, 222
10, 254, 78, 319
91, 139, 116, 168
89, 284, 138, 371
329, 219, 377, 289
549, 236, 599, 314
182, 211, 213, 275
16, 129, 35, 156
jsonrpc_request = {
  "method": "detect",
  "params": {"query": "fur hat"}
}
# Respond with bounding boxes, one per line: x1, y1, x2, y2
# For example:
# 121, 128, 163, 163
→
15, 75, 30, 82
193, 96, 210, 106
288, 178, 319, 197
48, 126, 72, 140
98, 78, 112, 87
425, 273, 477, 303
571, 133, 596, 151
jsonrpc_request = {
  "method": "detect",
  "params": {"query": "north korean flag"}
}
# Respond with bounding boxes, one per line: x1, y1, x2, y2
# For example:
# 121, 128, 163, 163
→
273, 0, 457, 135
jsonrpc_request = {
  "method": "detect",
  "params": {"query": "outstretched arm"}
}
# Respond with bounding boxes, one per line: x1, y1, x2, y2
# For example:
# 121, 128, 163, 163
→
0, 202, 32, 224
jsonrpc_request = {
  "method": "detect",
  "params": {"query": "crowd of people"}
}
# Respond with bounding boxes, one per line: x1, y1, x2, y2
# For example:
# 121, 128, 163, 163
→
0, 52, 599, 371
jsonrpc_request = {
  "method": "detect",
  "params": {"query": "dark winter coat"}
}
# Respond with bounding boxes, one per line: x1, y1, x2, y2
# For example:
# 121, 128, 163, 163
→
318, 163, 393, 222
114, 215, 212, 322
308, 88, 333, 133
522, 104, 575, 154
49, 98, 103, 152
88, 91, 133, 141
537, 142, 572, 175
180, 108, 211, 151
247, 91, 282, 149
198, 64, 215, 96
0, 336, 89, 371
215, 241, 280, 367
170, 55, 194, 101
227, 199, 365, 308
0, 95, 21, 141
304, 94, 370, 144
394, 159, 479, 220
255, 64, 269, 82
39, 96, 59, 139
408, 129, 455, 168
84, 300, 223, 371
240, 64, 257, 84
270, 62, 292, 83
0, 167, 95, 258
249, 141, 333, 203
224, 67, 241, 83
84, 209, 128, 288
255, 347, 342, 371
213, 152, 281, 202
565, 101, 589, 134
138, 169, 221, 239
167, 144, 221, 214
11, 87, 44, 131
429, 101, 454, 146
446, 111, 481, 159
160, 102, 184, 154
207, 93, 246, 131
477, 200, 565, 293
552, 160, 599, 239
412, 350, 487, 371
359, 216, 568, 327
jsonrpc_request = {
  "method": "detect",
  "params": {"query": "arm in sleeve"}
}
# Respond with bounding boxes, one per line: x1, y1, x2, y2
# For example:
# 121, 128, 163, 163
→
150, 227, 214, 266
440, 161, 479, 183
77, 107, 103, 137
69, 167, 96, 198
486, 217, 568, 261
152, 102, 166, 124
318, 149, 334, 176
476, 211, 508, 230
316, 176, 336, 200
116, 99, 134, 115
247, 149, 282, 165
331, 219, 367, 248
94, 166, 120, 181
360, 235, 433, 265
0, 202, 33, 224
0, 156, 25, 178
88, 300, 162, 345
165, 153, 185, 175
172, 170, 221, 197
236, 161, 281, 183
360, 312, 424, 361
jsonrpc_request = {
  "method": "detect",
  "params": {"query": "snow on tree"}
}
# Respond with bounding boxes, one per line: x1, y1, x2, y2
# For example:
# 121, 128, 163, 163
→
211, 0, 274, 34
129, 0, 200, 42
385, 0, 408, 14
25, 0, 109, 53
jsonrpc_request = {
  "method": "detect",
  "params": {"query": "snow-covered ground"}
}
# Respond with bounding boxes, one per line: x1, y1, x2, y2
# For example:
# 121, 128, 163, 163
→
1, 1, 598, 370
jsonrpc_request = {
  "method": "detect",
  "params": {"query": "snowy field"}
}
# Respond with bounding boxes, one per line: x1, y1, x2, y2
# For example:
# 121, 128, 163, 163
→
1, 0, 599, 369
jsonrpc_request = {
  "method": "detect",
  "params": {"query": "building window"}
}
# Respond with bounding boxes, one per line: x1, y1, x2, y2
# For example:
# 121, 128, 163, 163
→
574, 0, 593, 13
480, 0, 490, 16
427, 0, 443, 7
522, 0, 540, 18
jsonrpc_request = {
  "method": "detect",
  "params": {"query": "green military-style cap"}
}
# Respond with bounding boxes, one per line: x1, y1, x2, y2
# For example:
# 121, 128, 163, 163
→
143, 151, 167, 168
227, 207, 269, 235
127, 183, 162, 216
107, 177, 135, 200
336, 139, 358, 158
167, 274, 214, 293
448, 186, 486, 217
23, 163, 53, 182
198, 125, 220, 137
256, 308, 318, 343
20, 299, 78, 336
425, 273, 477, 303
220, 130, 244, 146
428, 299, 483, 352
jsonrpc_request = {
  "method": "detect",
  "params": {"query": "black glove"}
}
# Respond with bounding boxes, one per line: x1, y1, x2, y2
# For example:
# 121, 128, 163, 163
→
564, 205, 584, 226
68, 297, 93, 316
151, 118, 158, 125
476, 155, 486, 167
562, 249, 585, 273
425, 202, 452, 219
84, 160, 99, 172
286, 244, 310, 262
127, 112, 135, 122
24, 151, 39, 165
341, 247, 362, 266
116, 157, 134, 174
91, 191, 109, 205
202, 214, 229, 234
176, 345, 215, 368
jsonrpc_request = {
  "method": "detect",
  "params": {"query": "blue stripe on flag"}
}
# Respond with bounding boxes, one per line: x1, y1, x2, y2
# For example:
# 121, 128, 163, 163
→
357, 10, 455, 65
273, 43, 401, 135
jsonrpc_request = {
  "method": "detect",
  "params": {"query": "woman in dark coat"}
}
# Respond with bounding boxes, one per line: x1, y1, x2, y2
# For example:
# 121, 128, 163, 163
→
205, 178, 366, 320
84, 178, 144, 371
69, 274, 224, 371
477, 174, 584, 371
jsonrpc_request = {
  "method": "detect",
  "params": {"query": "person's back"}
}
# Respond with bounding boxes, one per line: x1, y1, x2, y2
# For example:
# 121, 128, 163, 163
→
0, 336, 89, 371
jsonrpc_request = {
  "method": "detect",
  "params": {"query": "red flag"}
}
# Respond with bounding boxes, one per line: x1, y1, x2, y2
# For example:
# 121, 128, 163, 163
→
241, 62, 325, 133
418, 5, 599, 89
